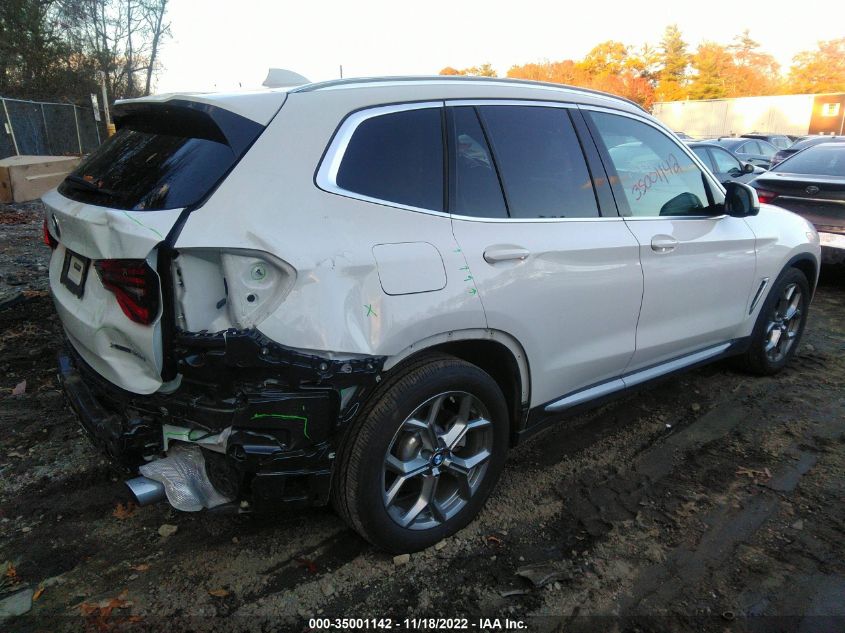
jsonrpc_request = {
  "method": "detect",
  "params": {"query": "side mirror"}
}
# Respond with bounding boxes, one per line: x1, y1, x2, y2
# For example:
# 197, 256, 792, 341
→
742, 162, 755, 174
724, 182, 760, 217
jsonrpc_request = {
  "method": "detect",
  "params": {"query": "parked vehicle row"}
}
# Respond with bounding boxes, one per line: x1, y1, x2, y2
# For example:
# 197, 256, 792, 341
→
771, 135, 845, 168
676, 133, 845, 171
687, 142, 766, 184
750, 142, 845, 265
687, 132, 845, 265
710, 137, 778, 169
740, 133, 793, 151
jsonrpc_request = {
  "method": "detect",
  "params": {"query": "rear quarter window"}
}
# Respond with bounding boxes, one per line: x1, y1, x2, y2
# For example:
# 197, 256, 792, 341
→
335, 108, 444, 212
691, 147, 714, 171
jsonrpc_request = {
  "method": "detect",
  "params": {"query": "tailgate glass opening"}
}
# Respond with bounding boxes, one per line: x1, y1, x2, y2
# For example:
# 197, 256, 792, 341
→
58, 101, 264, 211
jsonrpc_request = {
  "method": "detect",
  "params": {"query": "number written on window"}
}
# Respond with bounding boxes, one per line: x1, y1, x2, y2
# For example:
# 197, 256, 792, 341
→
588, 112, 720, 217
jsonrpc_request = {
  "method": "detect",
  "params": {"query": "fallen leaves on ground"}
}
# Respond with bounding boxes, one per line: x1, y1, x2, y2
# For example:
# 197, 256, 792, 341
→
295, 557, 318, 574
21, 289, 49, 298
208, 588, 229, 598
0, 213, 29, 225
483, 534, 504, 548
736, 466, 772, 482
11, 380, 26, 396
33, 585, 45, 601
130, 563, 150, 572
79, 591, 134, 632
112, 502, 137, 520
0, 561, 21, 590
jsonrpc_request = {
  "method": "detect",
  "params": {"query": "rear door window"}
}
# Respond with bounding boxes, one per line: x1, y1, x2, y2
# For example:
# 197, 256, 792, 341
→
711, 147, 743, 173
478, 105, 599, 219
740, 140, 761, 154
447, 107, 507, 218
587, 111, 720, 217
336, 107, 444, 212
59, 105, 263, 211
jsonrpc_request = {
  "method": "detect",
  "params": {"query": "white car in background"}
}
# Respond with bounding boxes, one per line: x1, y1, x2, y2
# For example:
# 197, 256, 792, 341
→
44, 77, 820, 553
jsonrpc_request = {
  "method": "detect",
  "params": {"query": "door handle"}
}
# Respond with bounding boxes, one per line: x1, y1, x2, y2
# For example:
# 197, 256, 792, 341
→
650, 235, 679, 253
483, 247, 530, 264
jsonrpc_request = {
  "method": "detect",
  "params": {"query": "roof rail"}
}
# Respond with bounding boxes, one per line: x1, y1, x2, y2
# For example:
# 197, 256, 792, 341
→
290, 75, 646, 111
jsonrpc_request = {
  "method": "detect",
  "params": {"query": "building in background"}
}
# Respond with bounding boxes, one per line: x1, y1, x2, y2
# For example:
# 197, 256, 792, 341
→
652, 93, 845, 138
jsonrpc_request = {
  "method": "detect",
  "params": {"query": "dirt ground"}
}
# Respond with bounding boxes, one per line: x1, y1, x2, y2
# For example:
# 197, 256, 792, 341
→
1, 201, 844, 633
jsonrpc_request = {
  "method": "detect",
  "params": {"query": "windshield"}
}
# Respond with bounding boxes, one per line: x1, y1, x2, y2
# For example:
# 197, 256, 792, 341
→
774, 145, 845, 177
58, 103, 264, 211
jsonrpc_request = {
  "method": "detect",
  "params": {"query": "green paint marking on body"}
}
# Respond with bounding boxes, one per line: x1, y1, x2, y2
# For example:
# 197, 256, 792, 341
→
122, 211, 164, 239
459, 265, 470, 271
468, 288, 478, 296
464, 275, 473, 282
251, 413, 310, 439
364, 304, 378, 317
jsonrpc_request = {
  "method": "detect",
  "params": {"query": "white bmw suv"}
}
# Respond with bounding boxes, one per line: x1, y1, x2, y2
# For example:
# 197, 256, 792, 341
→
45, 77, 820, 553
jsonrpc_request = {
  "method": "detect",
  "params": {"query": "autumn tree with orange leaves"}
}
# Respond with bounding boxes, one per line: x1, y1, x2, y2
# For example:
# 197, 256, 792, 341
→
440, 28, 845, 107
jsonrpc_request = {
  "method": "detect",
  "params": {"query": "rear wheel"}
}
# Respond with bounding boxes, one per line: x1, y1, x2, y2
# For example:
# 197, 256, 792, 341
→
332, 354, 509, 553
740, 267, 810, 375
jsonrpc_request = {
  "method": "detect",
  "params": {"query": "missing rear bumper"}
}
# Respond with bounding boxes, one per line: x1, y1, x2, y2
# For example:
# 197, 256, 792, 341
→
58, 330, 385, 508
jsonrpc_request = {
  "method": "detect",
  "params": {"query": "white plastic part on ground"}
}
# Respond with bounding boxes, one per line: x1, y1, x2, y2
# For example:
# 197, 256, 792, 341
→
138, 443, 232, 511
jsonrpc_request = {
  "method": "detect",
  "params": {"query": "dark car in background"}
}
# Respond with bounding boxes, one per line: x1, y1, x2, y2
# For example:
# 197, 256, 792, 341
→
688, 141, 764, 184
770, 135, 845, 168
750, 143, 845, 264
741, 133, 793, 151
712, 137, 778, 168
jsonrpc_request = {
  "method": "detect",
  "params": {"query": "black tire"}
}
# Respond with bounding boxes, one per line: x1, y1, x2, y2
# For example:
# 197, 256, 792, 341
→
331, 353, 509, 553
739, 267, 810, 375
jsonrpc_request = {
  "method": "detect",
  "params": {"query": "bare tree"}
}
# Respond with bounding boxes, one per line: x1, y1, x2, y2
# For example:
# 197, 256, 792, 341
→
141, 0, 169, 96
56, 0, 169, 100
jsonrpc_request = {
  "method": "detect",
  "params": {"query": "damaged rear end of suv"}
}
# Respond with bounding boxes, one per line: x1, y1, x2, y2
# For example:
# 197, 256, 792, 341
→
48, 90, 386, 517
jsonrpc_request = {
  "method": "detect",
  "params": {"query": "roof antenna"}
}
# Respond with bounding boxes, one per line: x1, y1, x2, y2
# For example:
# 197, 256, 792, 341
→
262, 69, 310, 88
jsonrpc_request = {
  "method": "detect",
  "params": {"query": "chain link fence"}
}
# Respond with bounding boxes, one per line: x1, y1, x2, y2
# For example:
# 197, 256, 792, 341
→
1, 97, 104, 159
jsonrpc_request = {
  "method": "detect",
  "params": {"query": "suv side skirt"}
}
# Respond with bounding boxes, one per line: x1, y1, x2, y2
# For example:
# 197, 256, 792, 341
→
516, 337, 751, 444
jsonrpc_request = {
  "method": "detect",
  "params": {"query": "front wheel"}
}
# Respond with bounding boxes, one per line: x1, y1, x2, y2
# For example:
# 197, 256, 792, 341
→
331, 354, 509, 553
740, 267, 810, 375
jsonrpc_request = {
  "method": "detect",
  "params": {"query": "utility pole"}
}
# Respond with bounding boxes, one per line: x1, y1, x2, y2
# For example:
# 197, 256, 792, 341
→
99, 71, 114, 136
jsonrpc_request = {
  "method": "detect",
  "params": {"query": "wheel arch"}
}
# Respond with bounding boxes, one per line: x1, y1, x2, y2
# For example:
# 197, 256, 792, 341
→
382, 330, 530, 441
786, 253, 818, 297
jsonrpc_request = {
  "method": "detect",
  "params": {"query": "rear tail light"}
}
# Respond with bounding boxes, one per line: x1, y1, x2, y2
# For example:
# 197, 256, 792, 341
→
755, 189, 778, 204
94, 259, 160, 325
42, 219, 58, 249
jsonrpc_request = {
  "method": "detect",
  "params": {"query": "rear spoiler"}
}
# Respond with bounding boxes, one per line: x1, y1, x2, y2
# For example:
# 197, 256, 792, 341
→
114, 100, 264, 156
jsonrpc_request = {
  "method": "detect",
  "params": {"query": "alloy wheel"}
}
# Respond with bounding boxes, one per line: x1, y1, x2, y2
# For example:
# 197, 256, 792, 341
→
764, 282, 803, 363
382, 392, 493, 530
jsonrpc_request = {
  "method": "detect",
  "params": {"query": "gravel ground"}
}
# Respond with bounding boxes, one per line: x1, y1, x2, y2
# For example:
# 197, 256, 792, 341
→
1, 201, 844, 632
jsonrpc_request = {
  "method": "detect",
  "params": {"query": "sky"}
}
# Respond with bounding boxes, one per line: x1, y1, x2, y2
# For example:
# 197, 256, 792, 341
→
156, 0, 843, 93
